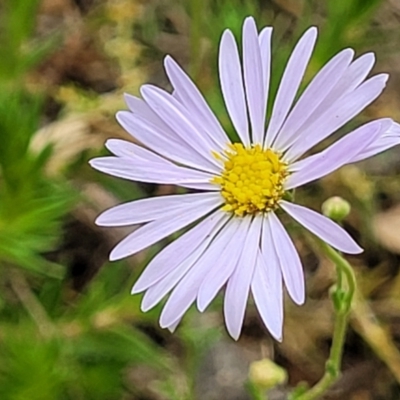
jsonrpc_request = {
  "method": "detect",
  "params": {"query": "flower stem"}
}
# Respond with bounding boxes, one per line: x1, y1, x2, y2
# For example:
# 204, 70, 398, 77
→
293, 241, 356, 400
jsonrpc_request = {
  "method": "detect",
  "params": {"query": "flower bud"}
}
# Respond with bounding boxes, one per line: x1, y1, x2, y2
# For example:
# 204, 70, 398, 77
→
322, 196, 351, 222
248, 358, 287, 390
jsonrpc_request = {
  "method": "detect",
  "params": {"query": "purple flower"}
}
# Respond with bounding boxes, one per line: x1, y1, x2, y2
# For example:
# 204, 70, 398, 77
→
90, 17, 400, 340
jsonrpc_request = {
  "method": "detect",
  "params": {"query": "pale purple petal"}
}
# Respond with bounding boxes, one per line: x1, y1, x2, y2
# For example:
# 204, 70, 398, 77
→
89, 156, 218, 191
280, 201, 362, 254
140, 215, 229, 313
166, 318, 181, 333
124, 93, 172, 133
97, 193, 219, 227
110, 193, 222, 260
258, 27, 272, 94
348, 121, 400, 163
164, 56, 230, 148
197, 217, 251, 312
159, 217, 240, 328
219, 29, 250, 146
291, 54, 376, 138
224, 216, 262, 340
264, 27, 317, 147
252, 249, 283, 341
268, 212, 305, 305
286, 119, 387, 189
243, 17, 266, 144
274, 49, 354, 151
307, 53, 376, 124
117, 111, 216, 173
287, 118, 392, 173
105, 138, 184, 166
141, 85, 221, 171
285, 73, 388, 162
132, 211, 229, 293
141, 230, 219, 312
260, 217, 284, 324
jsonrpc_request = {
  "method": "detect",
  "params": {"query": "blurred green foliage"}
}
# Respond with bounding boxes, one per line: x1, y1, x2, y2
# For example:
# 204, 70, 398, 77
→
0, 0, 393, 399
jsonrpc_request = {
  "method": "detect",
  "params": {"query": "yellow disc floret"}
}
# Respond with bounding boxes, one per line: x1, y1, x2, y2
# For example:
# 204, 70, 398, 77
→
211, 143, 288, 217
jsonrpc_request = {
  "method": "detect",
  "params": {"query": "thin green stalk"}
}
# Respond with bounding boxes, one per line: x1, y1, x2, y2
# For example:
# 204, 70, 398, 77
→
9, 269, 57, 339
293, 241, 356, 400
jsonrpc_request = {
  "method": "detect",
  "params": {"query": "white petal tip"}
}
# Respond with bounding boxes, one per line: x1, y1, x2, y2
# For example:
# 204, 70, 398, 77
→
159, 317, 175, 330
167, 324, 179, 333
115, 110, 126, 119
244, 16, 256, 26
94, 214, 108, 226
123, 92, 132, 103
271, 332, 283, 342
109, 249, 124, 262
130, 285, 142, 295
140, 303, 152, 313
291, 293, 305, 306
196, 299, 207, 313
139, 84, 155, 99
228, 330, 240, 341
164, 54, 173, 63
221, 29, 234, 42
344, 245, 364, 255
305, 26, 318, 38
379, 73, 390, 85
104, 138, 117, 148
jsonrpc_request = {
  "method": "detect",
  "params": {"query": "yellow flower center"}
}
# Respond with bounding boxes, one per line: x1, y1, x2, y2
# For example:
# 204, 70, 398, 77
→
211, 143, 288, 217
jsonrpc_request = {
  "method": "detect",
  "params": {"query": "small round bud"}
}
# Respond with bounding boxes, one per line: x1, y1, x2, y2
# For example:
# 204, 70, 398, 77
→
321, 196, 351, 222
248, 359, 287, 390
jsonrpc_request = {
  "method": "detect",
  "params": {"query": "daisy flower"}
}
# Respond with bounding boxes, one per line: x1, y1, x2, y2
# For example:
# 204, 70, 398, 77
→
90, 17, 400, 340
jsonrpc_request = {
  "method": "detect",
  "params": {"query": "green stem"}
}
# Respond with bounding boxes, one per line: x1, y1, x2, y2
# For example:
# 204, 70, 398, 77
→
294, 241, 356, 400
9, 269, 56, 339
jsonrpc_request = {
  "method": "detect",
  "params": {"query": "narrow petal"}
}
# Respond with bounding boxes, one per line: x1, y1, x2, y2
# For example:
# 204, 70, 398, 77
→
89, 156, 218, 191
158, 269, 199, 329
348, 121, 400, 163
274, 48, 354, 151
96, 193, 219, 227
117, 111, 216, 173
252, 249, 283, 341
219, 29, 250, 146
306, 53, 376, 126
197, 217, 251, 312
164, 56, 230, 148
268, 212, 305, 305
141, 235, 214, 312
110, 193, 222, 260
102, 140, 217, 191
159, 217, 239, 328
286, 119, 387, 189
132, 211, 229, 293
264, 27, 318, 147
166, 318, 181, 333
285, 73, 388, 162
280, 201, 363, 254
224, 216, 262, 340
124, 93, 171, 133
258, 27, 272, 94
260, 218, 284, 326
105, 139, 181, 166
288, 119, 392, 174
141, 85, 221, 171
243, 17, 266, 144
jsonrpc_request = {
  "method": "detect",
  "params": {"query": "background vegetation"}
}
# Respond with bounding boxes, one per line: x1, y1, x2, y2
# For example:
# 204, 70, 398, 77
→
1, 0, 400, 399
